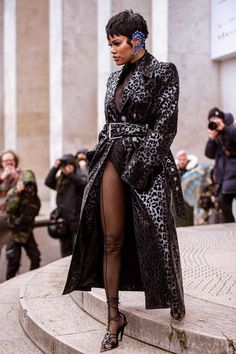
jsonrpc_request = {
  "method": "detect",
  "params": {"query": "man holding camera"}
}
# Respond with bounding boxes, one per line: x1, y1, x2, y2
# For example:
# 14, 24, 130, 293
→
205, 107, 236, 223
45, 154, 87, 257
5, 170, 41, 279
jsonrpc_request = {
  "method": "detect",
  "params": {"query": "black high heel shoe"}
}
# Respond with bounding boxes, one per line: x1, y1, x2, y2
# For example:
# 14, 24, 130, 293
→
100, 312, 127, 352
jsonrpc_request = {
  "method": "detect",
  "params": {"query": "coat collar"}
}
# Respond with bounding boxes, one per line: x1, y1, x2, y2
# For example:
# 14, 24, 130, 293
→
134, 51, 158, 78
107, 52, 159, 114
118, 51, 158, 80
120, 52, 158, 111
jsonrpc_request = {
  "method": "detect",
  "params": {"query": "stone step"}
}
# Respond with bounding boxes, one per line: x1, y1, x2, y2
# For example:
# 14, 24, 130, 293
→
18, 255, 236, 354
73, 288, 236, 354
0, 271, 43, 354
19, 257, 169, 353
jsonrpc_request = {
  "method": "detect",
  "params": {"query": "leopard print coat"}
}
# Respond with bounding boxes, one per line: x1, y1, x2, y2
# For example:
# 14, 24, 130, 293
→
63, 52, 185, 318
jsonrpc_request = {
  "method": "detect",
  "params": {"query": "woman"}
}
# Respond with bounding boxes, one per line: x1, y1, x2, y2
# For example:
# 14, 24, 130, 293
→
64, 9, 186, 352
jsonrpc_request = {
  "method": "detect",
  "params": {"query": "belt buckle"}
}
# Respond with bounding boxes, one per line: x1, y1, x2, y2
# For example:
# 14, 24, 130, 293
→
108, 123, 123, 140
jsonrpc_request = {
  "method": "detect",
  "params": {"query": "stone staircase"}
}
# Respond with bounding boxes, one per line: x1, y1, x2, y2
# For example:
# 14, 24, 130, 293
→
18, 257, 168, 354
0, 223, 235, 353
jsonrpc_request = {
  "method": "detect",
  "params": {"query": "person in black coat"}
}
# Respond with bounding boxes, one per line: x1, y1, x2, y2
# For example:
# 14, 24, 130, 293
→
205, 107, 236, 223
63, 10, 186, 352
45, 154, 87, 257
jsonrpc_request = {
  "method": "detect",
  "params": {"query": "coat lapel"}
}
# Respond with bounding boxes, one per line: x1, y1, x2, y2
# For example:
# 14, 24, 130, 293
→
120, 52, 158, 112
105, 70, 122, 115
106, 52, 159, 115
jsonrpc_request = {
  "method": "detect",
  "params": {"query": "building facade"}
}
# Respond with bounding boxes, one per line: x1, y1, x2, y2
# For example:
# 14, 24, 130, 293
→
0, 0, 236, 200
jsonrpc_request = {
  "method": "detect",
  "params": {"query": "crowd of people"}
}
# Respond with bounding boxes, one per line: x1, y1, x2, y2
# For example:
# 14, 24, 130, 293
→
0, 148, 89, 280
175, 107, 236, 226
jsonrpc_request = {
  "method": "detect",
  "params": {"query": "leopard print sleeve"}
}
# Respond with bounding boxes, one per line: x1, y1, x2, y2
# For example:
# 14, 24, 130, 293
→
121, 62, 179, 190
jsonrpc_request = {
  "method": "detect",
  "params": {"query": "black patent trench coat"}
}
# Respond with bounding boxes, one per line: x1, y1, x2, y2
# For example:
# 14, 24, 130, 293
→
63, 52, 185, 316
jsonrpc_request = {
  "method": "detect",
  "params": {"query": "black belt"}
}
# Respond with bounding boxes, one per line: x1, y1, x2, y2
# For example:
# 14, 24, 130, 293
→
108, 122, 148, 140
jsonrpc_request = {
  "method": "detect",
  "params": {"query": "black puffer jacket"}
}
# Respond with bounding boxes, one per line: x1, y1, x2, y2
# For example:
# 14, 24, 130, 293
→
45, 167, 87, 221
205, 113, 236, 194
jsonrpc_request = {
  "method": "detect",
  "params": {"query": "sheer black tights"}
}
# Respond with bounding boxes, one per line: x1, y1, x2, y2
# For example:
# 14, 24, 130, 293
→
100, 161, 126, 333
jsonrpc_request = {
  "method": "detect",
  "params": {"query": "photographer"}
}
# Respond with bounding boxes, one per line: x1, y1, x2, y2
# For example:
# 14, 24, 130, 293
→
205, 107, 236, 223
0, 150, 22, 258
5, 170, 41, 279
45, 154, 87, 257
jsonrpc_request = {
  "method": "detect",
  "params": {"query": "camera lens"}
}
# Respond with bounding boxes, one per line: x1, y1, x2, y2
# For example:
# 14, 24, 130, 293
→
208, 121, 218, 130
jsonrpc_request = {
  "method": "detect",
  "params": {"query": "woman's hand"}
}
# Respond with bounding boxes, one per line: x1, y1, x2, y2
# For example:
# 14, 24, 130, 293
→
54, 159, 61, 168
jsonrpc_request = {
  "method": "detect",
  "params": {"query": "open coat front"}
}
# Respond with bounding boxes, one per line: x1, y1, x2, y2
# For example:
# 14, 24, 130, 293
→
63, 52, 185, 316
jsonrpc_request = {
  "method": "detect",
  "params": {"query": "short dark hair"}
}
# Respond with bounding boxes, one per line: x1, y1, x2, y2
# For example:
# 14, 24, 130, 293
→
106, 9, 149, 43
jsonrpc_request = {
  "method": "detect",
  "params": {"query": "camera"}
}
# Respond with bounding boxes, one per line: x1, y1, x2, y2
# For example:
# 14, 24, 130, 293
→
208, 121, 218, 131
23, 181, 35, 192
59, 159, 68, 167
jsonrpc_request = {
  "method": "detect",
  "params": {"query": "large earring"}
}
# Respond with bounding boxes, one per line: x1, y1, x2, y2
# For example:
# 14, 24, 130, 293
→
132, 43, 143, 56
131, 30, 146, 56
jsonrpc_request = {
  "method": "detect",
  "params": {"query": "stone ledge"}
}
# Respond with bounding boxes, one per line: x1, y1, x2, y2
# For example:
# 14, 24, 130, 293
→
18, 255, 236, 354
19, 258, 168, 353
18, 222, 236, 354
0, 271, 43, 353
72, 288, 236, 354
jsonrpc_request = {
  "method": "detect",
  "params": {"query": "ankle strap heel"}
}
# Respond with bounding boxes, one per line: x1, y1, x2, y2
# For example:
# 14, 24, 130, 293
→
100, 304, 128, 352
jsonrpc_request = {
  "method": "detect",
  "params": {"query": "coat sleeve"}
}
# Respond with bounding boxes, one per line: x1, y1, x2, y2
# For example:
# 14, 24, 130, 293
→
44, 167, 59, 190
67, 172, 87, 190
224, 125, 236, 141
205, 139, 218, 159
6, 188, 20, 214
121, 62, 179, 190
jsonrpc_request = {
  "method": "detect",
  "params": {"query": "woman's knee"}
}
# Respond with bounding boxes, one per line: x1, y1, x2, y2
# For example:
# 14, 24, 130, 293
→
104, 232, 124, 256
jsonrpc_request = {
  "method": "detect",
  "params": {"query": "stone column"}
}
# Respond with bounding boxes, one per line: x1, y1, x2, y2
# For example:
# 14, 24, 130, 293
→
97, 0, 111, 133
62, 0, 98, 152
49, 0, 63, 165
152, 0, 168, 61
3, 0, 17, 151
16, 0, 50, 199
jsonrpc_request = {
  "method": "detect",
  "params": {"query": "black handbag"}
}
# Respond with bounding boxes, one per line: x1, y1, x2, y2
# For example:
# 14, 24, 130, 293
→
47, 208, 68, 239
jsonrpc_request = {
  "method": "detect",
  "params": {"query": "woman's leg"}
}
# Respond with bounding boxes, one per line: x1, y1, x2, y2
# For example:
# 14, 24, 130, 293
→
100, 161, 126, 336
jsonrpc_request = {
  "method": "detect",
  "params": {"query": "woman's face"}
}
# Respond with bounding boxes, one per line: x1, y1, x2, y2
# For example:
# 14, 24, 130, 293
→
108, 35, 134, 65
